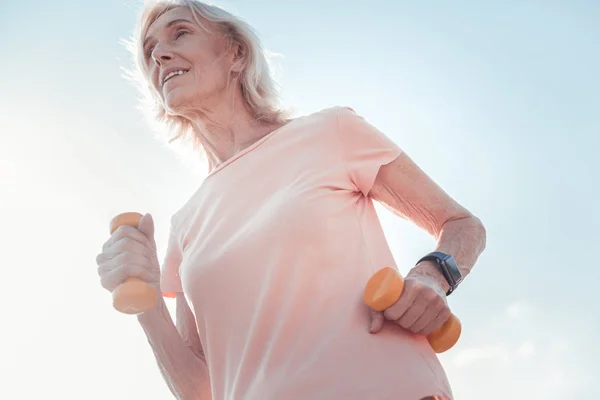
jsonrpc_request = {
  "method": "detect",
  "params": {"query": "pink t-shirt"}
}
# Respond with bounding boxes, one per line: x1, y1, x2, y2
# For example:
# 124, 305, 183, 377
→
161, 106, 453, 400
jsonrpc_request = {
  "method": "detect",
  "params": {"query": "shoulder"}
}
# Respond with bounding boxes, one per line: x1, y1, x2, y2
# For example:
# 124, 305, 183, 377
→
300, 105, 356, 120
288, 106, 358, 131
285, 106, 385, 145
302, 106, 386, 138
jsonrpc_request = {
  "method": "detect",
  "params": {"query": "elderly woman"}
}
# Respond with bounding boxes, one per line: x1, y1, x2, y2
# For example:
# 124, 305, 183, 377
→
96, 1, 486, 399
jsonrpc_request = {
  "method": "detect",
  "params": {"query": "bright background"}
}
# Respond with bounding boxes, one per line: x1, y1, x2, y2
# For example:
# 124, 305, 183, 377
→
1, 0, 599, 399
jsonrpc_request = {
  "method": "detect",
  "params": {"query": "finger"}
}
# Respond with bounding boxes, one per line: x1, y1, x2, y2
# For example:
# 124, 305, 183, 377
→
100, 263, 152, 292
411, 291, 446, 333
97, 250, 154, 281
137, 213, 156, 251
99, 260, 157, 292
97, 237, 153, 264
102, 225, 152, 252
102, 225, 152, 253
383, 289, 416, 321
420, 307, 452, 336
396, 300, 428, 331
411, 303, 441, 334
369, 310, 384, 334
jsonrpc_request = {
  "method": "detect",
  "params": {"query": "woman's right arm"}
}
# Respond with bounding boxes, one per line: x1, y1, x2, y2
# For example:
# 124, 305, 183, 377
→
96, 213, 211, 399
137, 294, 211, 400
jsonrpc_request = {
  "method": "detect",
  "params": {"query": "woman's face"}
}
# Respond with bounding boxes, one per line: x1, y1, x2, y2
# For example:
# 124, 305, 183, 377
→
142, 7, 238, 115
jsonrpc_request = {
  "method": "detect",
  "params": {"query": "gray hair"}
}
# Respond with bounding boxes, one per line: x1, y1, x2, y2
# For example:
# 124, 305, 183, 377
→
122, 0, 289, 152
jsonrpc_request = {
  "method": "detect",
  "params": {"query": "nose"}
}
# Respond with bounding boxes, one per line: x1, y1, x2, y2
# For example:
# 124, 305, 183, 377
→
152, 44, 174, 67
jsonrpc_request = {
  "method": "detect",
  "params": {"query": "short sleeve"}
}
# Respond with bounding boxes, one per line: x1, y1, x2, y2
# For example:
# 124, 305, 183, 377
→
336, 107, 403, 196
160, 220, 183, 298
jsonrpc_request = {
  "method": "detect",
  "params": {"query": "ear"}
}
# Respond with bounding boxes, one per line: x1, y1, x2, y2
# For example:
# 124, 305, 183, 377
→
230, 41, 246, 73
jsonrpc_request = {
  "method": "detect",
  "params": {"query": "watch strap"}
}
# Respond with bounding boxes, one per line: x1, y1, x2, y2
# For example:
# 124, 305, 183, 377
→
416, 251, 462, 296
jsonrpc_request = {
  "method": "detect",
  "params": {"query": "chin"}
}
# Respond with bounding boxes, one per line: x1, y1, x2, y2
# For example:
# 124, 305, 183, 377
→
163, 89, 193, 116
165, 88, 208, 116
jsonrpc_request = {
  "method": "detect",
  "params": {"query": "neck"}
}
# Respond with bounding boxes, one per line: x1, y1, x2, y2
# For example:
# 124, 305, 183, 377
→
183, 87, 285, 172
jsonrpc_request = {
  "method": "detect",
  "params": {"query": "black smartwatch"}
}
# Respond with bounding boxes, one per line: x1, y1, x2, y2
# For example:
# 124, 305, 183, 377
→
416, 251, 463, 296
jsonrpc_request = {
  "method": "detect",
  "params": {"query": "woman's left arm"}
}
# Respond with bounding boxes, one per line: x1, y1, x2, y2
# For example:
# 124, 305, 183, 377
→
368, 151, 487, 334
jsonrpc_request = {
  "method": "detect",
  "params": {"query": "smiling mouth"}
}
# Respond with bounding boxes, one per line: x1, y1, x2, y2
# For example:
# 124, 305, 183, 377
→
163, 70, 189, 87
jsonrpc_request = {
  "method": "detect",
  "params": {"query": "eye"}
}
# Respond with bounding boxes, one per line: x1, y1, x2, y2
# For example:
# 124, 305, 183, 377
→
144, 30, 187, 60
175, 29, 187, 39
145, 46, 154, 59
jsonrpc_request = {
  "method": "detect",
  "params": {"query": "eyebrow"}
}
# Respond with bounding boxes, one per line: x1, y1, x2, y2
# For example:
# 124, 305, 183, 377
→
143, 18, 195, 50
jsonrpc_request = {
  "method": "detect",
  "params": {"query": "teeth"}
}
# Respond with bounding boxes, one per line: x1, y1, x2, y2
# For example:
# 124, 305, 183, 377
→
164, 70, 187, 84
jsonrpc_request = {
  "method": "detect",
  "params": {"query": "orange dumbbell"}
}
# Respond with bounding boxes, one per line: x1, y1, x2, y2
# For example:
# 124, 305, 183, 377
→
108, 212, 158, 315
364, 267, 461, 353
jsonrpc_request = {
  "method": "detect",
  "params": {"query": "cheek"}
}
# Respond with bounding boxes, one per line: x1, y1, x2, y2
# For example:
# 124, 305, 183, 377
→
189, 64, 222, 92
146, 67, 160, 92
153, 71, 160, 89
192, 61, 207, 80
202, 64, 231, 91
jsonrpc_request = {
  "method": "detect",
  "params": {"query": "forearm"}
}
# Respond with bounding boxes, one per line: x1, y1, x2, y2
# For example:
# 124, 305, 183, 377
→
409, 215, 487, 293
137, 297, 211, 400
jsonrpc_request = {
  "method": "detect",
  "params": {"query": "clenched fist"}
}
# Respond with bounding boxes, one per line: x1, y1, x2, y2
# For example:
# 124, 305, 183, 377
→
96, 213, 161, 294
369, 266, 451, 336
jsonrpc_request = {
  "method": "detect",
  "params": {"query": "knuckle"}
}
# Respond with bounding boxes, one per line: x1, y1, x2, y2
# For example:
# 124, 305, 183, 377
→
116, 250, 137, 265
412, 322, 426, 333
383, 309, 395, 320
408, 280, 423, 292
114, 225, 133, 236
439, 307, 451, 320
115, 236, 134, 250
432, 319, 445, 332
126, 263, 146, 277
97, 263, 108, 277
397, 317, 411, 329
425, 289, 440, 301
383, 305, 402, 321
439, 301, 450, 312
109, 228, 125, 242
144, 245, 155, 259
422, 325, 436, 335
431, 298, 445, 311
137, 244, 149, 258
421, 328, 432, 335
436, 292, 447, 305
122, 251, 137, 263
113, 251, 126, 264
100, 275, 115, 291
101, 240, 112, 252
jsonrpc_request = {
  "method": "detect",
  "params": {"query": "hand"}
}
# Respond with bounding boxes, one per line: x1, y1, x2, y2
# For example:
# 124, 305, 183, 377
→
95, 213, 161, 294
369, 267, 451, 335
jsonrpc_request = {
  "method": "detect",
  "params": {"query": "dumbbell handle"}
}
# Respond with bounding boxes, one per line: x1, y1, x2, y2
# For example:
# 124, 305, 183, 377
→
108, 212, 158, 315
363, 267, 461, 353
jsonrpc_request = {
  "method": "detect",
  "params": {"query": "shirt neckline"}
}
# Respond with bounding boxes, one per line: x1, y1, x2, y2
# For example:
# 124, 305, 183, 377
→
204, 116, 301, 180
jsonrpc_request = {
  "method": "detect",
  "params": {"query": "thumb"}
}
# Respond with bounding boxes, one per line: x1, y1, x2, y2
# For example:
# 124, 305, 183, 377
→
137, 213, 156, 249
369, 310, 384, 334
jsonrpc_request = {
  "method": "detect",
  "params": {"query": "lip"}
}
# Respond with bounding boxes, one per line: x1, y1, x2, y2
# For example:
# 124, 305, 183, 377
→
163, 73, 186, 88
160, 67, 190, 88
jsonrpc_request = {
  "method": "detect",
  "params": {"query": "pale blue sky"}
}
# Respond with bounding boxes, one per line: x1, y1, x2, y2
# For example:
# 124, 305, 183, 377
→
1, 1, 599, 399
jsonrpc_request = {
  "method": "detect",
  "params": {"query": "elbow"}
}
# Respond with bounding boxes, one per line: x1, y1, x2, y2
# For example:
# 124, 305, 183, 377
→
444, 214, 487, 251
471, 215, 487, 252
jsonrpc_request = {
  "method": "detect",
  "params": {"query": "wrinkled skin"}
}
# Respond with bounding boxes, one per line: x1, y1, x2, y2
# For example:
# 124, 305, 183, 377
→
96, 213, 161, 295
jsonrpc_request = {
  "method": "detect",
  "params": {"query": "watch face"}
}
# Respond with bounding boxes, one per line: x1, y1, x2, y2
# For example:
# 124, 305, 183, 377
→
445, 255, 462, 282
419, 252, 462, 293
